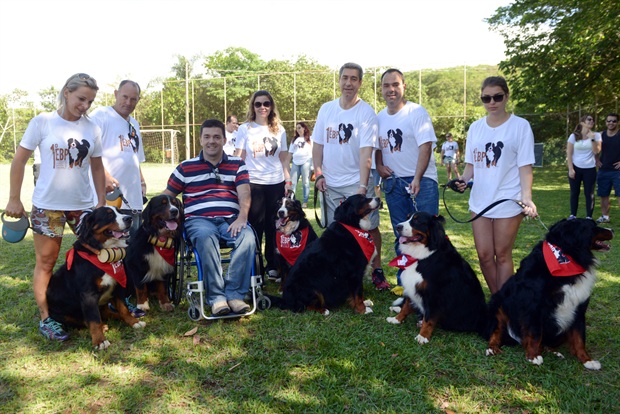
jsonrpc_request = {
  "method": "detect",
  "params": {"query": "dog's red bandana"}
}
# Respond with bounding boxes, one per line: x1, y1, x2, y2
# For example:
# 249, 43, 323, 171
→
155, 245, 176, 266
276, 227, 310, 266
542, 241, 586, 276
66, 248, 127, 288
339, 222, 375, 262
388, 254, 418, 269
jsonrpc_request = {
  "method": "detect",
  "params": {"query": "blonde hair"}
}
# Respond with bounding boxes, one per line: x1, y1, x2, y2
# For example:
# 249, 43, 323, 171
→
57, 73, 99, 117
245, 90, 281, 135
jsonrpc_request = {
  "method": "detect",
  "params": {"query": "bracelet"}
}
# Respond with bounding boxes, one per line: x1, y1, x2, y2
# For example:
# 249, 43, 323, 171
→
285, 181, 292, 185
359, 183, 368, 189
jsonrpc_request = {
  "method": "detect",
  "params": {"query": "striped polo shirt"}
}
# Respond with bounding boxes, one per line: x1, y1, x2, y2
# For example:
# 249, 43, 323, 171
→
166, 151, 250, 218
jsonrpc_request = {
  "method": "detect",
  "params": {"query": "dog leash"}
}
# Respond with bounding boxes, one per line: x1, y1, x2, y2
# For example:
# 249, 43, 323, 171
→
313, 180, 327, 229
382, 173, 419, 212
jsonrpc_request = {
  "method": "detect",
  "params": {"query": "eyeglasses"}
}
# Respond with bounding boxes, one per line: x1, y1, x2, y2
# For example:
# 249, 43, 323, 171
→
77, 73, 92, 80
127, 122, 139, 153
606, 119, 618, 123
253, 101, 272, 108
586, 117, 594, 122
212, 167, 222, 184
480, 94, 505, 104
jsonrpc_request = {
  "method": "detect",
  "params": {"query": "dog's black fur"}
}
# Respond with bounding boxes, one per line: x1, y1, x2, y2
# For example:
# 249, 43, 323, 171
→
485, 218, 613, 370
387, 212, 487, 343
46, 207, 145, 349
268, 194, 380, 315
125, 195, 183, 312
274, 194, 318, 289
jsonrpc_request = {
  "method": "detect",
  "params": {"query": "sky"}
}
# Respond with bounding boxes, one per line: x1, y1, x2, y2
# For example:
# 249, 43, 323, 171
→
0, 0, 512, 100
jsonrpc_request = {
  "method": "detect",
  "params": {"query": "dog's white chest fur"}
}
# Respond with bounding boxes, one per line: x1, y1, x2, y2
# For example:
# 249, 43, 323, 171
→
401, 263, 425, 316
144, 251, 174, 283
553, 268, 596, 332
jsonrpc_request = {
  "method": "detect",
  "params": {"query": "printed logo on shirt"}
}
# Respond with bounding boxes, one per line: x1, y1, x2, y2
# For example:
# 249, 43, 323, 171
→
325, 123, 355, 145
378, 128, 403, 153
473, 141, 504, 168
52, 139, 90, 169
251, 136, 279, 157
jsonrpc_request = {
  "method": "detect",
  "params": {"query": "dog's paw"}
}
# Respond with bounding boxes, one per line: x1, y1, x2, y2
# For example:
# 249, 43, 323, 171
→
415, 334, 429, 345
94, 340, 111, 351
485, 348, 495, 356
132, 321, 146, 329
322, 309, 330, 316
364, 306, 373, 314
160, 302, 175, 312
386, 316, 401, 325
137, 302, 150, 311
553, 352, 565, 359
528, 355, 544, 365
363, 299, 374, 307
391, 297, 404, 307
584, 360, 601, 370
388, 306, 401, 313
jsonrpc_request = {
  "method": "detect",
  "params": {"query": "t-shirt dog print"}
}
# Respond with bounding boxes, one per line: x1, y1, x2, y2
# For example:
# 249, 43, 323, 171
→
251, 136, 279, 157
471, 141, 504, 168
62, 138, 90, 168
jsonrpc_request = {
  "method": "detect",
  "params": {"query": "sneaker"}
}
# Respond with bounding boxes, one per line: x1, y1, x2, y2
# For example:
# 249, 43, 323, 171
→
568, 215, 576, 220
267, 269, 279, 282
228, 299, 250, 314
39, 317, 69, 341
596, 216, 610, 224
586, 216, 593, 221
108, 298, 146, 318
302, 203, 308, 209
211, 301, 231, 316
371, 268, 391, 291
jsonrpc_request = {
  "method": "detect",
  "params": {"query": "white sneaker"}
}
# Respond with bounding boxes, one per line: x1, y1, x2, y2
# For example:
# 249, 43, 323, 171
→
596, 216, 610, 224
267, 269, 279, 282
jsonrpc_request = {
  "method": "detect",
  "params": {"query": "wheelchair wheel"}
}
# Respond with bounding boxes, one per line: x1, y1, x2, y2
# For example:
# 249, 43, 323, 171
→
188, 305, 201, 321
257, 295, 271, 311
170, 238, 191, 305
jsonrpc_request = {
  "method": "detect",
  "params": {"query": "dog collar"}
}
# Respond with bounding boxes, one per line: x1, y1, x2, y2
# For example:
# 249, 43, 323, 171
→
542, 241, 586, 276
388, 254, 418, 270
338, 222, 375, 262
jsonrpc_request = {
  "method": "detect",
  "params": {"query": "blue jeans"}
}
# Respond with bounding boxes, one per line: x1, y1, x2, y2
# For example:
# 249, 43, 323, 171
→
290, 160, 312, 203
184, 217, 255, 306
383, 176, 439, 284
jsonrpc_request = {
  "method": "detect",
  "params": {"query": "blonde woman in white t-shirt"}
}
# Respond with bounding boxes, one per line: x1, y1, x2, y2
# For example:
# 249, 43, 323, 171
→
567, 114, 602, 220
457, 76, 537, 294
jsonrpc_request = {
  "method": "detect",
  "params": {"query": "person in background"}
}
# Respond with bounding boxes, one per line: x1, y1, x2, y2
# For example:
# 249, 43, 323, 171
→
566, 114, 601, 220
375, 68, 439, 288
288, 122, 313, 208
234, 90, 292, 281
312, 62, 387, 290
164, 119, 254, 316
595, 113, 620, 223
456, 76, 537, 294
90, 79, 147, 318
440, 132, 460, 181
32, 147, 41, 185
223, 115, 239, 156
4, 73, 105, 341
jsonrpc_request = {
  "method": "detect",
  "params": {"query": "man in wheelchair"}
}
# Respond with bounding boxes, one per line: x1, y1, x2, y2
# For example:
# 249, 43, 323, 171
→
163, 119, 254, 316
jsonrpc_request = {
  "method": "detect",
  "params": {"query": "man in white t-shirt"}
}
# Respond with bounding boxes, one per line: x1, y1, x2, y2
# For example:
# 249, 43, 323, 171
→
375, 68, 439, 287
440, 132, 460, 181
312, 62, 388, 290
90, 80, 146, 317
223, 115, 239, 156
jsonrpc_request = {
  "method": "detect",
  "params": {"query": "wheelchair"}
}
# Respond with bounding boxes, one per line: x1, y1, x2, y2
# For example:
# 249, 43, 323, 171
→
169, 224, 271, 321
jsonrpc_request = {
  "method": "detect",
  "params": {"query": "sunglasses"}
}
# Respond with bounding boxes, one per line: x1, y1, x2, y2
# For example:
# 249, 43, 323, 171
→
127, 122, 139, 153
212, 167, 222, 184
606, 119, 618, 123
480, 94, 505, 104
586, 117, 594, 122
254, 101, 272, 108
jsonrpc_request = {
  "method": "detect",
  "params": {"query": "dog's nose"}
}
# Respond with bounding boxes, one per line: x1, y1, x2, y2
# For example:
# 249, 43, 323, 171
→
395, 224, 403, 233
170, 209, 178, 218
277, 210, 285, 218
123, 216, 133, 226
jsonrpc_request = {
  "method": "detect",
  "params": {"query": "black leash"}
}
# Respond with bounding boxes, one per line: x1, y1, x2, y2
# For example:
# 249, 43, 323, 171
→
313, 176, 327, 229
442, 179, 526, 224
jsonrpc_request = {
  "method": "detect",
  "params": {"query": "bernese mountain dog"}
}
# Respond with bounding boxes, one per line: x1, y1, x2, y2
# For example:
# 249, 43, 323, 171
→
485, 218, 613, 370
125, 195, 183, 312
386, 212, 487, 344
46, 206, 146, 350
274, 192, 318, 288
268, 194, 379, 315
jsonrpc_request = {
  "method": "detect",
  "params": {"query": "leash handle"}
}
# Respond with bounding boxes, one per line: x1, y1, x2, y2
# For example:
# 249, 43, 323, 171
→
442, 184, 525, 224
314, 183, 327, 229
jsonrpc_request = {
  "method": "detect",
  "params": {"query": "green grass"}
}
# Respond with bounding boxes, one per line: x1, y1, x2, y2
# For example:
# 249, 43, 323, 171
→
1, 164, 620, 413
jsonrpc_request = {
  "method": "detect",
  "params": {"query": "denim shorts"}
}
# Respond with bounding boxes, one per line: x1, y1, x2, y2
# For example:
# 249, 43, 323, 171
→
596, 169, 620, 197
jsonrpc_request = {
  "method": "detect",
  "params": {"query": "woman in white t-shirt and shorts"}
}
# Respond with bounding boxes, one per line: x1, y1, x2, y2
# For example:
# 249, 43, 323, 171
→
457, 76, 537, 294
566, 114, 601, 220
4, 73, 106, 341
235, 90, 292, 280
288, 122, 313, 208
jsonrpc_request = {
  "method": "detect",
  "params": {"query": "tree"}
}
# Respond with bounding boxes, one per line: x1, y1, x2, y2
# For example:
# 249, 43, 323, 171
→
486, 0, 620, 111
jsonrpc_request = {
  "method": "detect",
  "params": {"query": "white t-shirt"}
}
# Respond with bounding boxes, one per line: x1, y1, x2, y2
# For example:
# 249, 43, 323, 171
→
441, 141, 459, 158
312, 98, 377, 187
464, 114, 535, 218
20, 111, 102, 210
223, 130, 237, 156
235, 122, 287, 185
567, 132, 602, 169
377, 101, 438, 181
90, 106, 146, 210
289, 137, 313, 165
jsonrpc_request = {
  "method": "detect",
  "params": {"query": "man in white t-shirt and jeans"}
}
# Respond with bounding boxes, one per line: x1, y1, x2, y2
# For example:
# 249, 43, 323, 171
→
223, 115, 239, 156
312, 62, 388, 290
90, 79, 147, 317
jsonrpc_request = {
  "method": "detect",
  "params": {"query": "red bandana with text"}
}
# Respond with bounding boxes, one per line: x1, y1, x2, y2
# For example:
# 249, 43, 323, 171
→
542, 241, 586, 276
388, 254, 418, 269
156, 246, 176, 266
66, 248, 127, 287
339, 222, 375, 262
276, 227, 310, 266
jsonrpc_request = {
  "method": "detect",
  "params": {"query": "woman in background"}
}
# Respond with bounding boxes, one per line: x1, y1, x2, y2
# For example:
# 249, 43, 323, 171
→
288, 122, 313, 208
